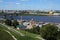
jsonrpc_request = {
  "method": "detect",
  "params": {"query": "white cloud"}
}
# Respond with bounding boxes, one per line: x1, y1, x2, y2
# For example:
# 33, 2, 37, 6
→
16, 3, 21, 5
4, 2, 21, 5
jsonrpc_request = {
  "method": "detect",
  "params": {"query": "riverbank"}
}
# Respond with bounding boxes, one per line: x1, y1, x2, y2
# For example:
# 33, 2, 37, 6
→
1, 13, 60, 16
18, 14, 49, 16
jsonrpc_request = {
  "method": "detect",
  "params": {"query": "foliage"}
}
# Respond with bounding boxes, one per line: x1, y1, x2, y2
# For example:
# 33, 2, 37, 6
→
56, 31, 60, 40
5, 19, 12, 26
26, 26, 40, 34
5, 19, 19, 28
12, 20, 19, 28
40, 24, 58, 40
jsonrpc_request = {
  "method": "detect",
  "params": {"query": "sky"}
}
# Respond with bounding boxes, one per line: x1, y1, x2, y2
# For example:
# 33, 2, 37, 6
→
0, 0, 60, 10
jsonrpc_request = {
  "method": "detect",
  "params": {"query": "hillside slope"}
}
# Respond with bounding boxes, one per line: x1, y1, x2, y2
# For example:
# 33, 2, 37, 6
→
0, 27, 14, 40
0, 23, 43, 40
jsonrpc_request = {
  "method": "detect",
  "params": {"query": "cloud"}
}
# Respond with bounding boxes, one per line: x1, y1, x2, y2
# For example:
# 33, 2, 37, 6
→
16, 3, 21, 5
4, 2, 21, 5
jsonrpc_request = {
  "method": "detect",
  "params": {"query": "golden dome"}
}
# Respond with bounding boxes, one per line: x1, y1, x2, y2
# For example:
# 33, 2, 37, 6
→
49, 10, 53, 15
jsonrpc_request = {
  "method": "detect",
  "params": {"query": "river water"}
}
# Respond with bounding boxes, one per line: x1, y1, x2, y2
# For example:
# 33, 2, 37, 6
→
0, 15, 60, 23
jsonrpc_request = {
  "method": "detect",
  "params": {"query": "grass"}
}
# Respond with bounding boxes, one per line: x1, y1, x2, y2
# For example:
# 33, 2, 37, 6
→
0, 20, 4, 23
8, 26, 41, 40
17, 29, 41, 37
10, 30, 40, 40
7, 25, 42, 40
0, 27, 14, 40
0, 24, 41, 40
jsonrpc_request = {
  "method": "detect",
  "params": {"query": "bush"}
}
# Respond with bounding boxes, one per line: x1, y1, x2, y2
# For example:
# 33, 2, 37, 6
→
12, 20, 19, 28
5, 19, 12, 26
26, 26, 40, 34
56, 31, 60, 40
5, 19, 19, 28
40, 24, 58, 40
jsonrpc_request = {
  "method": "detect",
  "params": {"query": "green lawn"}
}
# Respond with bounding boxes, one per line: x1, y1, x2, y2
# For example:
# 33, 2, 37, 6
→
0, 24, 41, 40
17, 29, 41, 37
0, 27, 14, 40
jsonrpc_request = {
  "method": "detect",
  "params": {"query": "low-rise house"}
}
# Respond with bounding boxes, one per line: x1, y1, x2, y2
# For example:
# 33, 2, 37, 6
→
39, 24, 42, 27
16, 24, 26, 29
56, 24, 60, 28
23, 22, 33, 29
53, 13, 60, 15
43, 22, 49, 25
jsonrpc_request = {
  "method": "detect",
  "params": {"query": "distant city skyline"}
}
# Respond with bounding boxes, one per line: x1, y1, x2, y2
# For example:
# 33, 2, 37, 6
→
0, 0, 60, 10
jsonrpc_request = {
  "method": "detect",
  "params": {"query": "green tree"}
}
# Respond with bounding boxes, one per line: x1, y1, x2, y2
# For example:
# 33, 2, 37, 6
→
56, 31, 60, 40
32, 26, 40, 34
12, 20, 19, 28
40, 24, 58, 40
5, 19, 12, 26
26, 25, 40, 34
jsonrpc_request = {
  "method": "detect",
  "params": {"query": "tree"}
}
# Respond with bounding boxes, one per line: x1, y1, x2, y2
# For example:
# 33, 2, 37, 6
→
5, 19, 12, 26
26, 25, 40, 34
56, 31, 60, 40
40, 24, 58, 40
12, 20, 19, 28
32, 26, 40, 34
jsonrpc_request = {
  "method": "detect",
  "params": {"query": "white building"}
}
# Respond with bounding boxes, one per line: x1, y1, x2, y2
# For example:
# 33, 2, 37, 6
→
56, 24, 60, 28
23, 22, 33, 29
53, 13, 60, 15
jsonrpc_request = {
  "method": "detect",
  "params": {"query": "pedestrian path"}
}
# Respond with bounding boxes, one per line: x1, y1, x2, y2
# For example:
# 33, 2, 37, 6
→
5, 30, 17, 40
0, 23, 25, 36
0, 23, 44, 40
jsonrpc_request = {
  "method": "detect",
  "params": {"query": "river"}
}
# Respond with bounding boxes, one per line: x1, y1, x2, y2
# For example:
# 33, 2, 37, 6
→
0, 15, 60, 23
